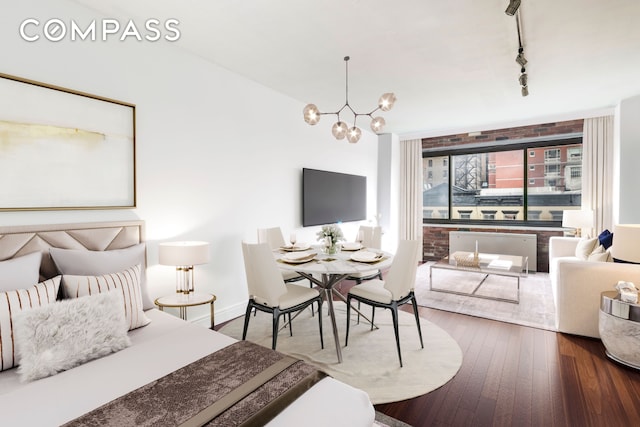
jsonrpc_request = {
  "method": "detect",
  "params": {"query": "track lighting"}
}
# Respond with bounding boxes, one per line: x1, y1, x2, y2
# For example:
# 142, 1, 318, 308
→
505, 0, 521, 16
303, 56, 396, 143
515, 48, 527, 67
508, 5, 529, 97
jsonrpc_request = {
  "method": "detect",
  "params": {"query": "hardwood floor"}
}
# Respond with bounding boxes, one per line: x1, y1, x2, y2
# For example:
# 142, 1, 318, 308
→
375, 305, 640, 427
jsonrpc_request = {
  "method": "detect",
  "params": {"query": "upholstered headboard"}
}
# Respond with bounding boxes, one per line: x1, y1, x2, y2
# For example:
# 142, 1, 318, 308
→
0, 220, 145, 282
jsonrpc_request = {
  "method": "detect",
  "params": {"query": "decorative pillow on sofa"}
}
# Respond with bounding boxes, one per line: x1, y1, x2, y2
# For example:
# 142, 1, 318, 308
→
61, 264, 151, 331
0, 252, 42, 292
598, 229, 614, 250
50, 244, 154, 310
0, 276, 61, 372
587, 244, 612, 262
575, 237, 599, 260
14, 291, 131, 382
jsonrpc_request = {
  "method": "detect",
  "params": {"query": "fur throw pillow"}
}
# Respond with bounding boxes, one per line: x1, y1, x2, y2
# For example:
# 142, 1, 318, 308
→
14, 291, 131, 382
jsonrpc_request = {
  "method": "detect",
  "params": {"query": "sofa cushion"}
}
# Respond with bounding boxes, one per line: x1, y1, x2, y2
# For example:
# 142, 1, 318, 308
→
575, 237, 599, 260
588, 245, 612, 262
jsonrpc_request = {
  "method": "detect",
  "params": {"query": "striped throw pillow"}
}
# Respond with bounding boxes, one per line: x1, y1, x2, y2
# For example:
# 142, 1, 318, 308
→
61, 264, 150, 331
0, 276, 61, 372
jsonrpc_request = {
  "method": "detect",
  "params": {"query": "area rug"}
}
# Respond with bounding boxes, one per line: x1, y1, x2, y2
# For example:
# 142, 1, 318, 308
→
219, 301, 462, 405
414, 262, 556, 331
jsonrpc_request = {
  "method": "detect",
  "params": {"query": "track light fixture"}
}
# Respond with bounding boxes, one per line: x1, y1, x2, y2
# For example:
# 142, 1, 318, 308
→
505, 0, 521, 16
509, 7, 529, 97
303, 56, 396, 143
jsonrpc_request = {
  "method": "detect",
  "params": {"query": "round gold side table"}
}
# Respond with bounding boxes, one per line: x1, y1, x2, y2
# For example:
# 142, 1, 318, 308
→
155, 292, 216, 329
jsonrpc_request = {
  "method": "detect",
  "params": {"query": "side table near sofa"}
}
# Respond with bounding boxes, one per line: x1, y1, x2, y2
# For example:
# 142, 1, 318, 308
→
599, 291, 640, 370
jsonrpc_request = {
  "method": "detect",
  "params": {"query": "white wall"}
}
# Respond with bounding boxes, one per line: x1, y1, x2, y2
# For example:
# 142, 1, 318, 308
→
0, 0, 380, 323
615, 94, 640, 224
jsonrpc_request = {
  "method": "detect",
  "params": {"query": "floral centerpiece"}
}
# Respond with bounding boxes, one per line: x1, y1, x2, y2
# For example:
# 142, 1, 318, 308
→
317, 224, 344, 255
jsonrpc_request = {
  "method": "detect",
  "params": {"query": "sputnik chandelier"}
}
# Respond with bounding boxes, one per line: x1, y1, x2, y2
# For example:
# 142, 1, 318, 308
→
303, 56, 396, 143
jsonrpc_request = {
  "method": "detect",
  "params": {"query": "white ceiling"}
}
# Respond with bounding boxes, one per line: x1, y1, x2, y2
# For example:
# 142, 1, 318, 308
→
73, 0, 640, 137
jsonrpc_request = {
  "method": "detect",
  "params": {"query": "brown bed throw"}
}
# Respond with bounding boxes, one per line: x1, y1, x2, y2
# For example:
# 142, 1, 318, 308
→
64, 340, 327, 427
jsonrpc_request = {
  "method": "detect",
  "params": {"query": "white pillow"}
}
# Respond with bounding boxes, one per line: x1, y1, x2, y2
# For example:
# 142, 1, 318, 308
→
588, 245, 613, 262
575, 237, 599, 260
62, 264, 151, 330
14, 291, 131, 382
0, 252, 42, 292
50, 244, 154, 310
0, 276, 61, 372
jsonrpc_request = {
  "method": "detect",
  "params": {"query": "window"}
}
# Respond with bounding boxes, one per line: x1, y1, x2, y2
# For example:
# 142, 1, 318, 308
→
544, 148, 561, 162
423, 139, 582, 224
422, 155, 449, 219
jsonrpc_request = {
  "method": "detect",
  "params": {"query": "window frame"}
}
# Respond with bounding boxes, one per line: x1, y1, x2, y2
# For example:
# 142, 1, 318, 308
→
422, 135, 582, 227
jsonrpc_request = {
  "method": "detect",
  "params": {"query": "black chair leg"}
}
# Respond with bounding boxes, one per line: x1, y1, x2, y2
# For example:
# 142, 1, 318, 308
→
317, 299, 324, 349
371, 307, 375, 331
272, 309, 281, 350
288, 312, 293, 337
411, 295, 424, 348
390, 305, 403, 367
345, 295, 352, 346
242, 302, 253, 341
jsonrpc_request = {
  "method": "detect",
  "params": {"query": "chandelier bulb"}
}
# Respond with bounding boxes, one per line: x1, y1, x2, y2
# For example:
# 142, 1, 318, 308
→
331, 121, 348, 140
346, 126, 362, 143
378, 93, 397, 112
370, 116, 386, 134
303, 104, 321, 125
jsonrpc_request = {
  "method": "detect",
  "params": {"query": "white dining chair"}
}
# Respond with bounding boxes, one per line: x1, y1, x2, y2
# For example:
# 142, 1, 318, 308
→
346, 225, 384, 284
257, 227, 306, 284
241, 242, 324, 350
345, 240, 423, 367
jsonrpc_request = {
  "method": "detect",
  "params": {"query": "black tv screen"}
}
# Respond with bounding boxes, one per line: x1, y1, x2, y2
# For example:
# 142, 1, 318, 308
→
302, 168, 366, 227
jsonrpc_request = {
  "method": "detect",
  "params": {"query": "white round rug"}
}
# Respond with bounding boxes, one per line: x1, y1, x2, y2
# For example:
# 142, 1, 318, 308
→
219, 301, 462, 404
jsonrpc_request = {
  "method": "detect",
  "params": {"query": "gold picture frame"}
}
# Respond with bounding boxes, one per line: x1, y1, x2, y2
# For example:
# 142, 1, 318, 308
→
0, 73, 136, 211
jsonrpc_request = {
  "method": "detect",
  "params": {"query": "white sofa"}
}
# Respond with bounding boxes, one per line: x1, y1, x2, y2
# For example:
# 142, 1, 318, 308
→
549, 236, 640, 338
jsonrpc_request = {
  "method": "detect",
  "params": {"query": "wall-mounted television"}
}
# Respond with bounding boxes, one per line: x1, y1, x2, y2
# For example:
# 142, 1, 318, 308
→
302, 168, 366, 227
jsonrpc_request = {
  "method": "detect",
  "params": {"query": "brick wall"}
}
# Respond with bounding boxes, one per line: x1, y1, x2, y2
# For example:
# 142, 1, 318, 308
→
420, 119, 583, 272
421, 119, 584, 149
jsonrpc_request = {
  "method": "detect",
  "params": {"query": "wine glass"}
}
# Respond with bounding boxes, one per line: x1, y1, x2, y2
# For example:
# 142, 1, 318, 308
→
357, 230, 364, 248
289, 232, 297, 249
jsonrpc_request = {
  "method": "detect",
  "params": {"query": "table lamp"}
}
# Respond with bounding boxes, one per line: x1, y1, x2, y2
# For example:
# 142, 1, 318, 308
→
562, 209, 594, 237
159, 241, 210, 294
611, 224, 640, 264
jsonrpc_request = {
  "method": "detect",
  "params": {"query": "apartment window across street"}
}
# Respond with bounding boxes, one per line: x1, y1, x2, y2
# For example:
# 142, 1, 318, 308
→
422, 138, 582, 224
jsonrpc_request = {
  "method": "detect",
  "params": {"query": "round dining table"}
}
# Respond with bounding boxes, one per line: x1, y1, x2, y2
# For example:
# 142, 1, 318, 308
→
275, 245, 393, 363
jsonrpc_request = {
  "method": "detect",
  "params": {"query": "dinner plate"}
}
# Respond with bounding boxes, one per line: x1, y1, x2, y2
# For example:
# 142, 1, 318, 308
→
280, 243, 311, 252
280, 251, 316, 264
341, 242, 363, 251
350, 250, 383, 263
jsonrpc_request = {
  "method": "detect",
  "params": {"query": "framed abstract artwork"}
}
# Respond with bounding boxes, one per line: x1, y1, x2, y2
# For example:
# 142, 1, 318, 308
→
0, 73, 136, 211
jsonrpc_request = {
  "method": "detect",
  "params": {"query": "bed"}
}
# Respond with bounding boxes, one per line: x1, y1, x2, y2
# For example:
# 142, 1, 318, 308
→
0, 221, 375, 426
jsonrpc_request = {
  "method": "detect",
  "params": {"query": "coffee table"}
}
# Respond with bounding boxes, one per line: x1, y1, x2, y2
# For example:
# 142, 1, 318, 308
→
429, 251, 528, 304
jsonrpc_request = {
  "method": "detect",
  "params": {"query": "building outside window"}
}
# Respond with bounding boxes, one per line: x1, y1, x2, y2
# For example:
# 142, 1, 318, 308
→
423, 141, 582, 223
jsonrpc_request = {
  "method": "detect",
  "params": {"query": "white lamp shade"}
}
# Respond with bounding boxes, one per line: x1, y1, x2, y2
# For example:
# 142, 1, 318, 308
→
611, 224, 640, 263
562, 209, 594, 229
159, 241, 210, 266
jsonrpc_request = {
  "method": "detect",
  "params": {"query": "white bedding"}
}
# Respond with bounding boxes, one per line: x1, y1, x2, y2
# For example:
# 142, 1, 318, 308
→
0, 309, 374, 426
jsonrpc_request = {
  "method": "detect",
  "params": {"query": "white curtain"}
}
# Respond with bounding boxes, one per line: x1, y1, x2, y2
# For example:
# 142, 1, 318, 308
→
399, 139, 423, 254
582, 116, 614, 235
